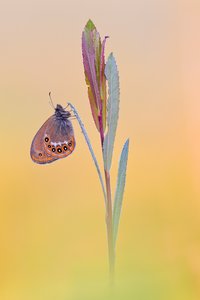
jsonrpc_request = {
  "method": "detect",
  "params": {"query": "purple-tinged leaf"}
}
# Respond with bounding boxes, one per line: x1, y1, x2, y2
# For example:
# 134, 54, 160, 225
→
100, 36, 108, 131
84, 71, 100, 131
100, 36, 108, 85
82, 21, 101, 131
82, 20, 108, 132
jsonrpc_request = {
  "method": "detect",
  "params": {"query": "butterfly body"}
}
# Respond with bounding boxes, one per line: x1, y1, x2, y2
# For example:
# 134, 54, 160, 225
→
30, 104, 75, 164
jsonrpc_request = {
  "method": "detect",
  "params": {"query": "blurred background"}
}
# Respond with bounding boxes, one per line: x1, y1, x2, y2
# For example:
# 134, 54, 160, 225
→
0, 0, 200, 299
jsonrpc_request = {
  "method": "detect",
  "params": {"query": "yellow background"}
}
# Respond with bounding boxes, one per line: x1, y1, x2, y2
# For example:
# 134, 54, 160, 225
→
0, 0, 200, 299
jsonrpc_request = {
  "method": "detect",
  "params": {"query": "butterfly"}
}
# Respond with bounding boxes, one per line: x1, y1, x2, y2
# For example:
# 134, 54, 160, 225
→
30, 104, 75, 164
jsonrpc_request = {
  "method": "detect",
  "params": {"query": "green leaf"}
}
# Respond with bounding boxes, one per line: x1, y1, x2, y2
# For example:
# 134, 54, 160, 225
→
113, 139, 129, 249
85, 19, 96, 31
103, 53, 119, 171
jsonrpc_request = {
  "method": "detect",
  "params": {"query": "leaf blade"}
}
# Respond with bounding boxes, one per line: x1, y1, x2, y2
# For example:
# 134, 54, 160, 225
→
100, 36, 108, 130
113, 139, 129, 249
82, 20, 108, 132
82, 22, 101, 130
103, 53, 120, 171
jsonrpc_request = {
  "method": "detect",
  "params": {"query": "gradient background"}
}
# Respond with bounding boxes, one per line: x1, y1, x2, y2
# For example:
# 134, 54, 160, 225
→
1, 0, 200, 299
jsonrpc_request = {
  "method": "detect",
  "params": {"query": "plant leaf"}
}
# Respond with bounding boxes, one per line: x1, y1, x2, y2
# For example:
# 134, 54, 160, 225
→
82, 21, 101, 130
113, 139, 129, 249
85, 19, 95, 31
100, 36, 108, 131
85, 72, 100, 131
103, 53, 119, 171
82, 20, 108, 132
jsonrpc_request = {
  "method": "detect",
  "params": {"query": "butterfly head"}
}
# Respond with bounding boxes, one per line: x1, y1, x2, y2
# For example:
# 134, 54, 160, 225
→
55, 104, 71, 120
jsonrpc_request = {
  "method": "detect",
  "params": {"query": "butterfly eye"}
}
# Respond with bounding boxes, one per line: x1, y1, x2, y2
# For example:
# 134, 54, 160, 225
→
52, 147, 56, 152
39, 153, 42, 156
45, 137, 49, 142
63, 146, 68, 151
68, 141, 72, 147
57, 148, 62, 153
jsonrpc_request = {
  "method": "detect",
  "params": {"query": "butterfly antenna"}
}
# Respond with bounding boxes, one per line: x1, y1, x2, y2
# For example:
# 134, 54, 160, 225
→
49, 92, 55, 109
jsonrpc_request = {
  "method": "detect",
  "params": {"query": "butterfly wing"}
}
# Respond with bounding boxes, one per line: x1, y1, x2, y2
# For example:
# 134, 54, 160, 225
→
44, 117, 75, 158
30, 116, 75, 164
30, 116, 58, 164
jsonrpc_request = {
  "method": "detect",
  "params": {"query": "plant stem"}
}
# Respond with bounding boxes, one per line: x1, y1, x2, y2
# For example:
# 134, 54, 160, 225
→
69, 103, 115, 282
98, 114, 104, 148
105, 170, 115, 283
68, 103, 106, 204
98, 113, 115, 283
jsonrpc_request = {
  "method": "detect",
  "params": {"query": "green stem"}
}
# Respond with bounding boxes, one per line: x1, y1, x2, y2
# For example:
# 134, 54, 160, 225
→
68, 103, 106, 204
105, 170, 115, 283
69, 103, 115, 282
99, 113, 115, 283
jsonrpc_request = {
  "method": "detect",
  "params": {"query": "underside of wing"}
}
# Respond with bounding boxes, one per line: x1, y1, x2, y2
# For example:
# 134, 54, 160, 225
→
30, 116, 58, 164
44, 119, 76, 158
30, 116, 75, 164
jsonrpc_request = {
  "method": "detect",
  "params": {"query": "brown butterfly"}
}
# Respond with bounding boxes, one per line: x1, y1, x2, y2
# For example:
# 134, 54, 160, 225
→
30, 104, 75, 164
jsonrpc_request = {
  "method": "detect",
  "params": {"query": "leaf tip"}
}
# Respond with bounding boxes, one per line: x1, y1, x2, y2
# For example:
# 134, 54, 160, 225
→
105, 53, 118, 72
123, 139, 130, 156
109, 52, 114, 58
125, 138, 130, 148
85, 19, 96, 30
